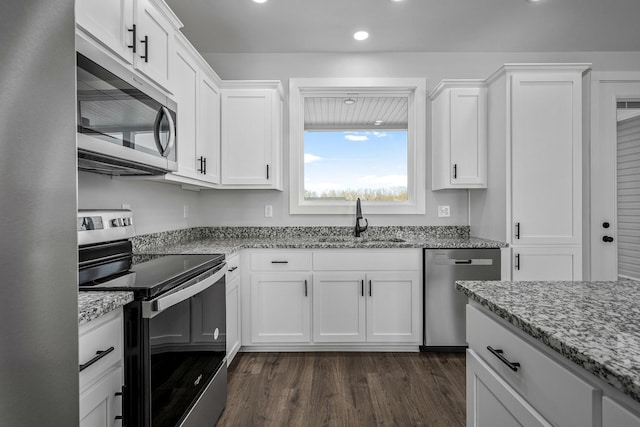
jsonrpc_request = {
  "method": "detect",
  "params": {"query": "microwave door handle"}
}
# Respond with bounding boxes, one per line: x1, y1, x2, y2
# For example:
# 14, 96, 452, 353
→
153, 106, 176, 157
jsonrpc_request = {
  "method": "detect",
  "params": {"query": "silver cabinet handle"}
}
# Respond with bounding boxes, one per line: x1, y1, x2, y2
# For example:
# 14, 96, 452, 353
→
153, 106, 176, 158
142, 263, 226, 318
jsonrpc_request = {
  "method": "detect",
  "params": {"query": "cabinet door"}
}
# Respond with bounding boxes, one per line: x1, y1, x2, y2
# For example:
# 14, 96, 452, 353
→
80, 367, 124, 427
226, 275, 241, 365
251, 272, 311, 343
511, 73, 582, 245
173, 45, 199, 179
366, 271, 420, 343
221, 90, 274, 185
76, 0, 134, 64
603, 396, 640, 427
313, 272, 366, 343
467, 350, 552, 427
197, 75, 221, 184
450, 87, 487, 187
134, 0, 173, 90
512, 246, 581, 281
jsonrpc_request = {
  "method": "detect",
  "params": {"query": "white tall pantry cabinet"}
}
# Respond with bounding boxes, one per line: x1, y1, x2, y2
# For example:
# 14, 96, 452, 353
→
470, 64, 590, 281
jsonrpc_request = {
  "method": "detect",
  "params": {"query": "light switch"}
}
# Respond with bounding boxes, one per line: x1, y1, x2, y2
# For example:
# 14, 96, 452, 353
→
438, 205, 451, 217
264, 205, 273, 218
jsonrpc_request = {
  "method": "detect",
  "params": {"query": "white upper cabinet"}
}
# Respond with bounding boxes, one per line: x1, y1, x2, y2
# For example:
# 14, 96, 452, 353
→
169, 34, 222, 188
76, 0, 180, 92
510, 71, 583, 246
431, 80, 487, 190
221, 82, 284, 190
76, 0, 135, 64
197, 74, 222, 184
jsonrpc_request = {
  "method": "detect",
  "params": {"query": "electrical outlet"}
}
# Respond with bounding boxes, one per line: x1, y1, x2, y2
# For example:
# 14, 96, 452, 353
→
438, 205, 451, 217
183, 205, 189, 219
121, 203, 131, 210
264, 205, 273, 218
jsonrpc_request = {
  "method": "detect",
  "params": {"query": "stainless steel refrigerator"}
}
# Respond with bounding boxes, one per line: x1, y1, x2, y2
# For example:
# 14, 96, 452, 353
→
0, 1, 78, 425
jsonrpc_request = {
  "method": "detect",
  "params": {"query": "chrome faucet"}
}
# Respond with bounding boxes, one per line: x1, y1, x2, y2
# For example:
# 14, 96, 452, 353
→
355, 198, 368, 237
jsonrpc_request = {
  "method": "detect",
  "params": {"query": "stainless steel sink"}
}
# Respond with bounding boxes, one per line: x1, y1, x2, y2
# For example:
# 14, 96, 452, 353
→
317, 236, 406, 243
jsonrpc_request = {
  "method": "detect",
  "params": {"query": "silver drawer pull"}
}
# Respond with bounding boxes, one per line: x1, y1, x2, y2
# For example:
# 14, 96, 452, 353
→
487, 346, 520, 372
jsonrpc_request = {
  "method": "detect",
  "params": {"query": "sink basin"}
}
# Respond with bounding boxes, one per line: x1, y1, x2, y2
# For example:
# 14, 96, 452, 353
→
317, 236, 406, 243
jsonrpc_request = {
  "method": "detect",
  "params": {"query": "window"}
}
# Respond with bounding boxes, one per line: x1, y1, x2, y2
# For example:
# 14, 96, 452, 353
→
289, 78, 426, 214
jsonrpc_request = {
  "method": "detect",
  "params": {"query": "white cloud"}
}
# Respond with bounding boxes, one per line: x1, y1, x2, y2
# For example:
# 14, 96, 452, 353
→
304, 153, 323, 163
344, 134, 369, 142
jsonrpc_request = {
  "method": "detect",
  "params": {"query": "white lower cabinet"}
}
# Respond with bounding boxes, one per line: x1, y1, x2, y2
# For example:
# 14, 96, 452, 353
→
251, 272, 312, 343
511, 246, 582, 281
464, 303, 640, 427
313, 272, 366, 342
244, 249, 421, 349
80, 367, 124, 427
467, 349, 551, 427
226, 254, 241, 364
313, 270, 420, 343
79, 308, 125, 427
603, 396, 640, 427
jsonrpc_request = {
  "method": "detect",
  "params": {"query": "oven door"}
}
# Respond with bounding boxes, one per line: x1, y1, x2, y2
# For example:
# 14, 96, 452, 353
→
124, 268, 227, 427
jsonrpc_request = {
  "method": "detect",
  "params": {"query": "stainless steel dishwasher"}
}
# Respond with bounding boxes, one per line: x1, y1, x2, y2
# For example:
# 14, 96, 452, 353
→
422, 248, 501, 351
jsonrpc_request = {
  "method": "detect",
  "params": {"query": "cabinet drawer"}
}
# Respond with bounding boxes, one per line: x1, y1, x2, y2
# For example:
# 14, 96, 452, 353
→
313, 250, 420, 271
250, 251, 311, 271
79, 366, 123, 426
226, 254, 240, 282
467, 304, 599, 427
79, 309, 123, 391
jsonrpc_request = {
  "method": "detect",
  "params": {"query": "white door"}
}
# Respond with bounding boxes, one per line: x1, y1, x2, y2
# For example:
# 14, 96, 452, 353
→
313, 272, 366, 342
510, 73, 582, 246
590, 75, 640, 280
250, 272, 311, 343
366, 271, 420, 343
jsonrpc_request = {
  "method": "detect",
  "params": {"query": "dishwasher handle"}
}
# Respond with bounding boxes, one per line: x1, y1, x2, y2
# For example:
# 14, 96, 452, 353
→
441, 258, 494, 266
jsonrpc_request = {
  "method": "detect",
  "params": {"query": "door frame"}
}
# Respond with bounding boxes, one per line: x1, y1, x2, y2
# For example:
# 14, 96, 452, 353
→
589, 72, 640, 280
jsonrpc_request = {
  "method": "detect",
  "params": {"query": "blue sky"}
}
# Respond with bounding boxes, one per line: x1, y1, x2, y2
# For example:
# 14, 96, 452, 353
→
304, 130, 407, 194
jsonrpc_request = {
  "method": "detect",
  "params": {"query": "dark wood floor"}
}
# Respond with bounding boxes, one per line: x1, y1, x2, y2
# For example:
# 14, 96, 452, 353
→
216, 352, 466, 427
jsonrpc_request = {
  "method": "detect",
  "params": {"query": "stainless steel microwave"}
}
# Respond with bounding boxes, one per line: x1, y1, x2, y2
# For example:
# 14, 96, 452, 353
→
76, 52, 177, 176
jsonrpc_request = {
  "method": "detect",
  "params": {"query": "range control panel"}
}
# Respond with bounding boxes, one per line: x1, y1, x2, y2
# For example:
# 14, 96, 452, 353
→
78, 209, 135, 246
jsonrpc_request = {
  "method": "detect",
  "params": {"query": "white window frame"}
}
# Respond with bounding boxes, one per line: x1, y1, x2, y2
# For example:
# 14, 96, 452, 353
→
289, 77, 426, 215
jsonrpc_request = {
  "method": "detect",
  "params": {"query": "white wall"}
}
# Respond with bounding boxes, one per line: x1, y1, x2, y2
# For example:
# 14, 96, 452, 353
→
78, 51, 640, 233
77, 172, 201, 235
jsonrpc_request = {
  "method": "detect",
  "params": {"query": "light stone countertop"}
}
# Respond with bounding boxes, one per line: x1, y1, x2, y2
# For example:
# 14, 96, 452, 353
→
78, 291, 133, 326
133, 236, 507, 256
456, 279, 640, 403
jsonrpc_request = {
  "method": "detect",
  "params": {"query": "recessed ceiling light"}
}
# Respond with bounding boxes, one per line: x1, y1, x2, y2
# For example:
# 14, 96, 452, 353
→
252, 0, 267, 3
526, 0, 543, 2
353, 31, 369, 41
343, 98, 356, 105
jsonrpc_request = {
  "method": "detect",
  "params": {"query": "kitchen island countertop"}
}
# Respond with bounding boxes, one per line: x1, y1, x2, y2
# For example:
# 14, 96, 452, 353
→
456, 279, 640, 403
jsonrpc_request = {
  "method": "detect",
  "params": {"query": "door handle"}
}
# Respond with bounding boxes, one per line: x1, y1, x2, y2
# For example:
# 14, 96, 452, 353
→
515, 222, 520, 239
140, 35, 149, 62
127, 24, 137, 53
514, 254, 520, 270
487, 346, 521, 372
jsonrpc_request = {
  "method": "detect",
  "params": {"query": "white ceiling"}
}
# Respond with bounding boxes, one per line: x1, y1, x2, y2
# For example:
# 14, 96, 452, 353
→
165, 0, 640, 54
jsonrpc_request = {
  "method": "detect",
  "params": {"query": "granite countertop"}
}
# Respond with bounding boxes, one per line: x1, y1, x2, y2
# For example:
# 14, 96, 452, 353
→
456, 279, 640, 403
134, 236, 507, 256
78, 291, 134, 326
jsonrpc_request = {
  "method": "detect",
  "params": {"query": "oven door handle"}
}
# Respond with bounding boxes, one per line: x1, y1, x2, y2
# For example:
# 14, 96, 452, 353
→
142, 262, 226, 318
